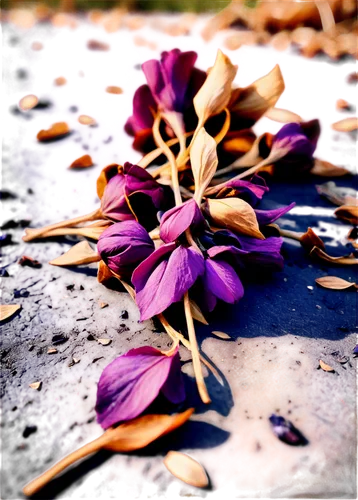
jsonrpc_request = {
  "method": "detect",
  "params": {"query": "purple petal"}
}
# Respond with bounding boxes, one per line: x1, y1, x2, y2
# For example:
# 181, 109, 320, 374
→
255, 202, 295, 226
95, 346, 185, 428
160, 351, 186, 404
142, 59, 166, 104
160, 200, 204, 243
161, 50, 197, 111
237, 236, 284, 270
133, 245, 205, 320
132, 242, 176, 290
124, 85, 157, 136
269, 414, 308, 446
123, 162, 165, 209
203, 258, 244, 311
273, 123, 316, 158
101, 174, 134, 222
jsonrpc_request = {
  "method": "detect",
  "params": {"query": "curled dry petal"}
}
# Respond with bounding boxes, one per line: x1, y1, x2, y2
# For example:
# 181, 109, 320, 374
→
50, 240, 100, 267
229, 65, 285, 125
205, 198, 264, 239
193, 49, 237, 126
96, 164, 120, 199
311, 159, 350, 177
255, 202, 295, 226
96, 346, 185, 429
334, 205, 358, 225
315, 276, 357, 291
37, 122, 70, 142
164, 451, 209, 488
300, 228, 325, 252
69, 155, 93, 169
0, 304, 21, 322
310, 246, 358, 265
190, 128, 218, 202
160, 199, 204, 243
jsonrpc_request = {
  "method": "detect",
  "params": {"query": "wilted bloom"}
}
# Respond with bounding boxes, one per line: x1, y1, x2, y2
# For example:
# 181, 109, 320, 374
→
96, 346, 185, 429
160, 199, 204, 243
125, 49, 206, 150
132, 242, 205, 320
269, 414, 308, 446
100, 162, 168, 229
97, 221, 155, 278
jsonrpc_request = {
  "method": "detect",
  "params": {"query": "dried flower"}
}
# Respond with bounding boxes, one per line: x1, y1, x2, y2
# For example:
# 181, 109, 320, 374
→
97, 221, 155, 277
205, 175, 269, 207
95, 346, 185, 428
160, 199, 204, 243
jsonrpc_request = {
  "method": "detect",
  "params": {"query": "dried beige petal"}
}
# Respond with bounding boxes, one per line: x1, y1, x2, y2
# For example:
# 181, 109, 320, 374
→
105, 86, 123, 94
318, 360, 335, 372
310, 246, 358, 265
229, 65, 285, 125
212, 331, 231, 340
19, 95, 39, 111
315, 276, 357, 290
190, 300, 208, 325
98, 338, 112, 346
47, 348, 58, 354
37, 122, 70, 142
336, 99, 351, 111
29, 381, 42, 390
0, 304, 21, 322
54, 77, 67, 86
316, 182, 357, 207
97, 260, 115, 285
264, 107, 302, 124
23, 409, 195, 497
332, 117, 358, 132
334, 205, 358, 225
99, 302, 108, 309
163, 451, 209, 488
205, 198, 264, 239
78, 115, 96, 126
190, 128, 218, 203
193, 50, 237, 126
50, 241, 100, 267
310, 158, 350, 177
69, 155, 94, 169
300, 228, 325, 251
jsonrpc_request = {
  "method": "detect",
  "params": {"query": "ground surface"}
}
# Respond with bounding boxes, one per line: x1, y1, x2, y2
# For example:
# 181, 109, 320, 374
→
1, 13, 357, 500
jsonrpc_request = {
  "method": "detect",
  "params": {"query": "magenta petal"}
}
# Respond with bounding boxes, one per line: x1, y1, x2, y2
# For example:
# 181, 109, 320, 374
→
124, 85, 157, 136
142, 60, 165, 102
160, 351, 186, 404
132, 242, 176, 290
238, 236, 284, 270
133, 245, 205, 320
203, 258, 244, 311
95, 346, 184, 429
160, 200, 204, 243
123, 162, 165, 209
255, 202, 295, 226
101, 174, 134, 222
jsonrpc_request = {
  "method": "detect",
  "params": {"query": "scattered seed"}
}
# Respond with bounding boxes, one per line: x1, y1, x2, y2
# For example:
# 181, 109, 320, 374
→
78, 115, 96, 126
87, 39, 110, 51
99, 302, 108, 309
54, 76, 67, 86
37, 122, 70, 142
29, 381, 42, 390
98, 338, 112, 346
47, 348, 58, 354
212, 331, 231, 340
163, 451, 209, 488
318, 359, 335, 372
19, 95, 39, 111
106, 86, 123, 94
69, 155, 93, 169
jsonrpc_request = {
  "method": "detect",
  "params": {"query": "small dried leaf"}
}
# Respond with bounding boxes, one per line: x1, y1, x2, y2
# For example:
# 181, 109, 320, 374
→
332, 117, 358, 132
54, 77, 67, 86
163, 451, 209, 488
99, 302, 108, 309
50, 241, 100, 267
311, 158, 350, 177
47, 348, 58, 354
318, 360, 335, 372
190, 128, 218, 202
69, 155, 94, 169
37, 122, 70, 142
315, 276, 357, 290
334, 205, 358, 225
0, 304, 21, 322
105, 86, 123, 94
205, 198, 264, 239
310, 246, 358, 266
300, 228, 325, 252
212, 331, 231, 340
264, 107, 302, 124
336, 99, 351, 111
98, 338, 112, 346
29, 381, 42, 390
87, 39, 109, 51
229, 65, 285, 125
78, 115, 96, 126
193, 49, 237, 125
190, 300, 208, 325
316, 182, 357, 207
19, 95, 39, 111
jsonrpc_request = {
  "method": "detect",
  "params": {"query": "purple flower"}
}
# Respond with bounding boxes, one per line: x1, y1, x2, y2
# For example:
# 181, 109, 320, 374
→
160, 199, 205, 243
97, 221, 155, 278
269, 414, 308, 446
132, 242, 205, 321
254, 202, 296, 226
100, 162, 167, 227
95, 346, 185, 429
124, 85, 157, 137
206, 175, 269, 207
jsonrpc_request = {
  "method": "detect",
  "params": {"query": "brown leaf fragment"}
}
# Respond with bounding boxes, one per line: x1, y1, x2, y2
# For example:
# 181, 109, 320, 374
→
163, 451, 209, 488
19, 95, 39, 111
336, 99, 351, 111
87, 39, 109, 51
29, 381, 42, 390
310, 246, 358, 266
23, 409, 194, 497
311, 158, 350, 177
300, 228, 325, 252
18, 255, 42, 268
78, 115, 96, 126
98, 338, 112, 346
47, 348, 58, 354
212, 331, 232, 340
37, 122, 70, 142
318, 360, 335, 372
315, 276, 357, 291
334, 205, 358, 225
69, 155, 93, 169
316, 182, 357, 207
0, 304, 21, 322
99, 302, 108, 309
50, 241, 100, 267
105, 86, 123, 94
332, 117, 358, 132
54, 77, 67, 86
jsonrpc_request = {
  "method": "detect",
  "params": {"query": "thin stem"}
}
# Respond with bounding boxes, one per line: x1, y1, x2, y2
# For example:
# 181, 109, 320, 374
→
22, 209, 102, 242
183, 293, 211, 404
315, 0, 336, 35
27, 225, 108, 241
276, 227, 303, 241
153, 114, 182, 206
137, 132, 193, 169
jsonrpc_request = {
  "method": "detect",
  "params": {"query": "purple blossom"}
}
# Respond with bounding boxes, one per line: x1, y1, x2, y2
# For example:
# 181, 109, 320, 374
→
124, 85, 157, 136
97, 221, 155, 277
95, 346, 185, 429
269, 414, 308, 446
100, 162, 167, 227
160, 199, 205, 243
132, 242, 205, 321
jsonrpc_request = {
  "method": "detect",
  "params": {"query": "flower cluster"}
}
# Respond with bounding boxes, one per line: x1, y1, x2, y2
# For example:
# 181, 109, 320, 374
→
24, 48, 327, 428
